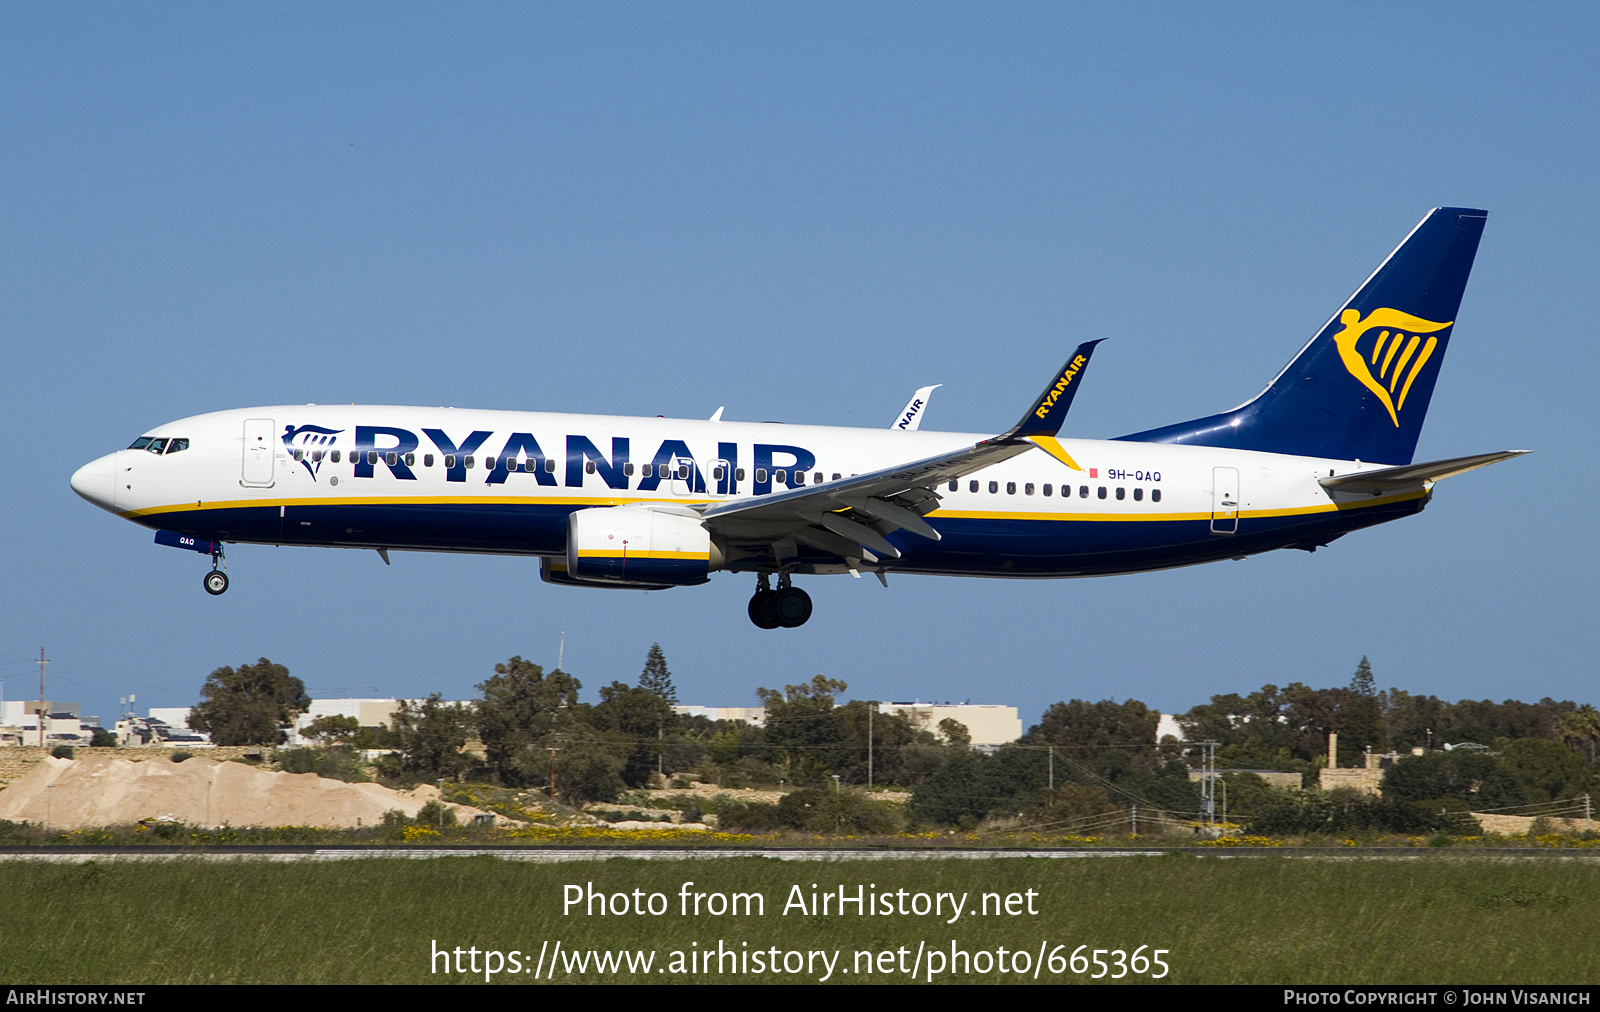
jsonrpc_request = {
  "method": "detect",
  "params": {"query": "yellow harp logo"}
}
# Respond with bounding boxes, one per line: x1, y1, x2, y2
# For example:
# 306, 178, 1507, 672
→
1332, 308, 1452, 426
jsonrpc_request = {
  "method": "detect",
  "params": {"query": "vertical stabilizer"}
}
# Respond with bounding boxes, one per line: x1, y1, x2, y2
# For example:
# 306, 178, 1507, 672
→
1117, 207, 1487, 464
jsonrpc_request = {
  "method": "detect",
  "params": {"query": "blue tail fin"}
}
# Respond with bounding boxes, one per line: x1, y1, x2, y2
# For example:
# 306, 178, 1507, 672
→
1117, 207, 1487, 464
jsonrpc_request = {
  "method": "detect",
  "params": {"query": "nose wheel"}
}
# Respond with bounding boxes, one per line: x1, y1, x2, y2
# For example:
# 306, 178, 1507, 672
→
748, 574, 811, 628
203, 569, 230, 596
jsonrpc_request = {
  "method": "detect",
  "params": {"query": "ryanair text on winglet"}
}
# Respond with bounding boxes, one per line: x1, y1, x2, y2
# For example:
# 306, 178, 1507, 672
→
1035, 354, 1089, 420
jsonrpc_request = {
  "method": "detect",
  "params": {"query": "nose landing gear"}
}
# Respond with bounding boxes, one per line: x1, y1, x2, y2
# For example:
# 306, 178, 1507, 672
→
747, 573, 811, 629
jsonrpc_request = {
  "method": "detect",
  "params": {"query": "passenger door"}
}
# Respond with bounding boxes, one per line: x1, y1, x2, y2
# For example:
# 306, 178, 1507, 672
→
1210, 466, 1239, 535
242, 418, 276, 487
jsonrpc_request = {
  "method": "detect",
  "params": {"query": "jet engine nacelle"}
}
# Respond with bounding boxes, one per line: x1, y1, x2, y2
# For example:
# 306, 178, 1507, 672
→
566, 505, 719, 587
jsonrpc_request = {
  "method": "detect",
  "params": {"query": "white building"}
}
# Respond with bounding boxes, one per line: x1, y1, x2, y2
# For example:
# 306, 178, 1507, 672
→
875, 702, 1023, 747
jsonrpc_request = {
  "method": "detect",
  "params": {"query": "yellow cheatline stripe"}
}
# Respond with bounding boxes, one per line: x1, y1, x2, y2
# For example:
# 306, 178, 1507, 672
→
1027, 435, 1083, 471
126, 488, 1426, 525
119, 493, 715, 519
928, 489, 1426, 523
574, 550, 708, 560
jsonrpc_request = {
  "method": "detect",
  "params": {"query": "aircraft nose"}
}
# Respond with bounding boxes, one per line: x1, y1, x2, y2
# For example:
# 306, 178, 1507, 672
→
70, 453, 119, 511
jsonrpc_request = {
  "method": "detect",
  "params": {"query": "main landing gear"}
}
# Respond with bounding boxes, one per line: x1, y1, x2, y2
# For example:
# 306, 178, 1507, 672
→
748, 573, 812, 629
203, 545, 229, 596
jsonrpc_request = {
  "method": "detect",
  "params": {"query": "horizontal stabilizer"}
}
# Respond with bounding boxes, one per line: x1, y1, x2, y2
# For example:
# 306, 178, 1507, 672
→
1320, 450, 1528, 493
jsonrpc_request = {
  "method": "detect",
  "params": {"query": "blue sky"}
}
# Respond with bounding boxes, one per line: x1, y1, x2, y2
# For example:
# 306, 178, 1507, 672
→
3, 3, 1595, 727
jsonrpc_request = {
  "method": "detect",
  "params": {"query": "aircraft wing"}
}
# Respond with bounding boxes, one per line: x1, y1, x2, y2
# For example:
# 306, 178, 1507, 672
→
1319, 449, 1528, 495
700, 341, 1102, 562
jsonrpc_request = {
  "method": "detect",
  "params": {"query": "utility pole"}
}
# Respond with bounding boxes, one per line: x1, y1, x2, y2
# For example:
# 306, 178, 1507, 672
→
1197, 741, 1218, 836
37, 648, 48, 748
1048, 746, 1054, 799
867, 705, 874, 790
1131, 805, 1138, 837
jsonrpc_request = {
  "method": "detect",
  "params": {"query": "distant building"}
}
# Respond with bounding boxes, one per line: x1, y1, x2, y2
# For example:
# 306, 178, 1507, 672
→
0, 700, 105, 746
673, 706, 767, 727
874, 702, 1022, 747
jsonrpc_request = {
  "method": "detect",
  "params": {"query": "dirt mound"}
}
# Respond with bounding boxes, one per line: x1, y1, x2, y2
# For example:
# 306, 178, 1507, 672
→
0, 755, 508, 829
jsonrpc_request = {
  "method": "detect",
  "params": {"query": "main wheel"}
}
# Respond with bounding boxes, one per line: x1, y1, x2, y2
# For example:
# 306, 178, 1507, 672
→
747, 590, 780, 629
773, 586, 813, 628
203, 570, 229, 596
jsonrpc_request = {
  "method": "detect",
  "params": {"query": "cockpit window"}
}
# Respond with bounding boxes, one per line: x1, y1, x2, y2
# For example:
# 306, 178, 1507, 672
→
145, 438, 168, 455
165, 438, 189, 454
129, 437, 153, 450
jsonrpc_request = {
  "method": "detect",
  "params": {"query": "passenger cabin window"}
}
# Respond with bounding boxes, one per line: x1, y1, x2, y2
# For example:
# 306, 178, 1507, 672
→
585, 460, 597, 475
832, 473, 841, 481
624, 462, 635, 476
311, 449, 323, 463
292, 449, 304, 462
1152, 489, 1162, 503
1025, 483, 1034, 495
331, 450, 342, 463
774, 469, 787, 484
948, 480, 958, 492
642, 463, 653, 478
444, 454, 456, 468
423, 454, 434, 467
404, 452, 414, 466
464, 455, 475, 469
755, 468, 768, 483
736, 467, 746, 481
794, 471, 805, 485
1079, 485, 1088, 498
1115, 487, 1125, 500
366, 450, 378, 465
1133, 487, 1143, 501
814, 472, 823, 485
969, 480, 979, 493
712, 465, 726, 480
544, 458, 556, 473
1006, 481, 1016, 495
386, 451, 398, 466
1097, 486, 1106, 499
988, 481, 998, 494
1043, 484, 1052, 496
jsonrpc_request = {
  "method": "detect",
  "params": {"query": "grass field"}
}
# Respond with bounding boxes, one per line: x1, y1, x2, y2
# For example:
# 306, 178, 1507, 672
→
4, 854, 1597, 984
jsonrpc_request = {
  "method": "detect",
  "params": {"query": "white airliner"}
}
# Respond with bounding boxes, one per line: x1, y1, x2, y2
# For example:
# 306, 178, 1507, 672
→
71, 207, 1523, 628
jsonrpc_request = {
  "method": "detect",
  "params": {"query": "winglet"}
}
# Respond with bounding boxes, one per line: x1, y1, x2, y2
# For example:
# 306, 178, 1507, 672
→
891, 385, 942, 430
1010, 340, 1103, 439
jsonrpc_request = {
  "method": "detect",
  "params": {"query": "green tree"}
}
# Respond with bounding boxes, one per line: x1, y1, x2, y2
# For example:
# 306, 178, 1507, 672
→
385, 693, 473, 782
187, 658, 310, 746
938, 718, 972, 748
757, 676, 849, 785
301, 714, 361, 744
638, 643, 677, 703
1380, 749, 1525, 809
1340, 657, 1385, 762
592, 681, 677, 787
474, 657, 581, 785
1498, 738, 1596, 803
